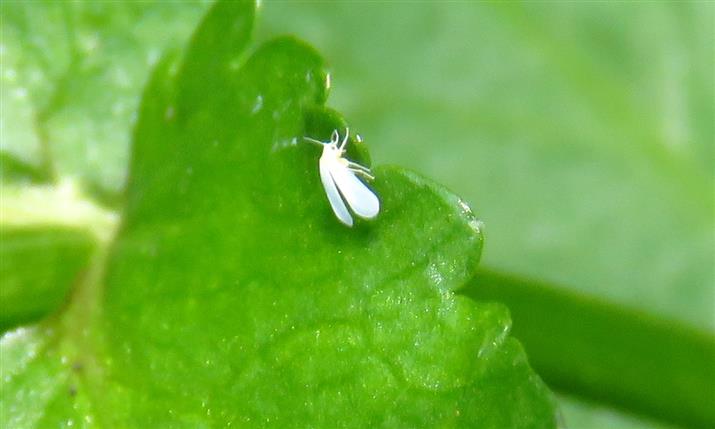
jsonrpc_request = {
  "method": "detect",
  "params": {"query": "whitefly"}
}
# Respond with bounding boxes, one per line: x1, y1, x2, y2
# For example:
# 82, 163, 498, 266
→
304, 128, 380, 227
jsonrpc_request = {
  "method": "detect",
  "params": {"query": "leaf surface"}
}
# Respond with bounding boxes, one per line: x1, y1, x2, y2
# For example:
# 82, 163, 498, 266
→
1, 1, 557, 427
258, 2, 714, 331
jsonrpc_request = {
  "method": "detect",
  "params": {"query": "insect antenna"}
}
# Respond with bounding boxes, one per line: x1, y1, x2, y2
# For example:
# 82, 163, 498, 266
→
339, 127, 350, 150
303, 136, 328, 146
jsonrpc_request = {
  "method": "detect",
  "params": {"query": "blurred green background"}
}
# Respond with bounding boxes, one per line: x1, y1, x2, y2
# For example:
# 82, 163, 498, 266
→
256, 4, 714, 428
2, 2, 713, 428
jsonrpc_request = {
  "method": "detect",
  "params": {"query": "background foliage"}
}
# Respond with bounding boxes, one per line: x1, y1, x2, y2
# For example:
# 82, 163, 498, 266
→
1, 1, 713, 428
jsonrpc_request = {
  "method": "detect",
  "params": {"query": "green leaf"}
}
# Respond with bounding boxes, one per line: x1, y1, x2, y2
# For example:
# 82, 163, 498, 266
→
0, 326, 99, 428
0, 227, 94, 331
1, 1, 557, 427
256, 3, 714, 427
0, 153, 50, 185
0, 1, 209, 198
0, 179, 116, 330
258, 2, 714, 330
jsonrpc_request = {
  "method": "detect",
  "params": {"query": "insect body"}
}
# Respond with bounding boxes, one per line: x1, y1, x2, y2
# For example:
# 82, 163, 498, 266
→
304, 129, 379, 227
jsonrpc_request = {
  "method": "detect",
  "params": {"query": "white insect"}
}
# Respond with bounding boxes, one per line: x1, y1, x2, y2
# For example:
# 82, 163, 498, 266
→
304, 128, 380, 227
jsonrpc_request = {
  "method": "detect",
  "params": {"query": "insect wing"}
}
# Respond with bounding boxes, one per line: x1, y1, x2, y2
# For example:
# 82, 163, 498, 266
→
329, 162, 380, 219
319, 157, 354, 227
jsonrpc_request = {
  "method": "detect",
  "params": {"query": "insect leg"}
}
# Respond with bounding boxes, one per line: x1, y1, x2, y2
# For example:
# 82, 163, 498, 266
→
349, 167, 375, 181
346, 160, 372, 173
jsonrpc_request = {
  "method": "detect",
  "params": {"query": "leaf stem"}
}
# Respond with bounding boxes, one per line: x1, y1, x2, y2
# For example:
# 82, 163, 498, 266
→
0, 181, 119, 243
464, 268, 715, 429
